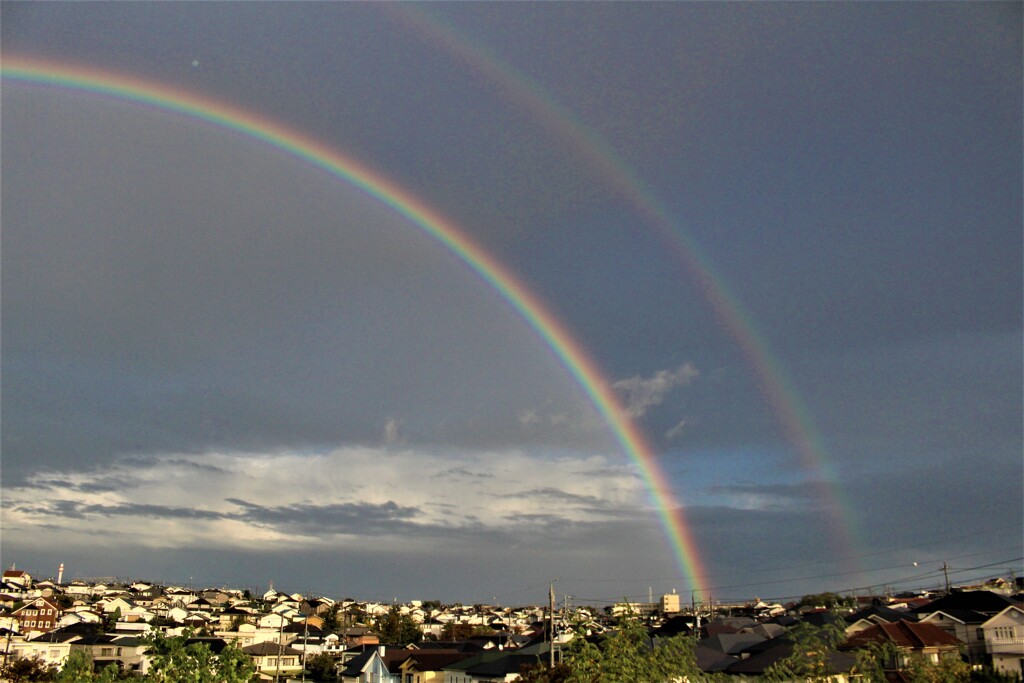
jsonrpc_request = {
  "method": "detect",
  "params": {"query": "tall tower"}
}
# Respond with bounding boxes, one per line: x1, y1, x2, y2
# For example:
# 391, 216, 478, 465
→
57, 563, 64, 585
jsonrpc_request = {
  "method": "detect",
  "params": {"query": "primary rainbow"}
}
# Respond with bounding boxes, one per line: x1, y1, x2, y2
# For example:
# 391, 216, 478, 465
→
1, 55, 710, 595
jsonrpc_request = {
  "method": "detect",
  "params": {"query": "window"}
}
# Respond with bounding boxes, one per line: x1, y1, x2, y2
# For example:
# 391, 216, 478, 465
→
101, 648, 114, 657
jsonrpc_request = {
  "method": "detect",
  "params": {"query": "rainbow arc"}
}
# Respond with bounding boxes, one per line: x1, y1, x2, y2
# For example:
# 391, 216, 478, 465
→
2, 56, 711, 595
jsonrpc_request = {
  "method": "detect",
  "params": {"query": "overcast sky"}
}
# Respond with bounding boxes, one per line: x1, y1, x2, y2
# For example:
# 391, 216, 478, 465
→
2, 2, 1021, 605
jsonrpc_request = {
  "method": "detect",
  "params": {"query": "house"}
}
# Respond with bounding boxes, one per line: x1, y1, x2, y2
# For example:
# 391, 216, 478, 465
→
64, 582, 93, 599
843, 604, 917, 636
395, 651, 475, 683
3, 569, 32, 590
339, 646, 395, 683
70, 634, 148, 674
258, 611, 293, 630
915, 590, 1018, 666
57, 608, 103, 629
980, 605, 1024, 677
914, 590, 1016, 620
241, 641, 304, 679
7, 630, 78, 669
11, 596, 62, 636
843, 620, 962, 670
698, 631, 766, 656
918, 609, 988, 664
442, 648, 548, 683
218, 605, 256, 631
344, 625, 381, 648
102, 596, 137, 615
165, 606, 192, 624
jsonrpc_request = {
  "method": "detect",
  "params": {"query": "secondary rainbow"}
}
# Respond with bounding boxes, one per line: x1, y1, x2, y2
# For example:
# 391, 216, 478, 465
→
388, 5, 863, 580
1, 55, 710, 595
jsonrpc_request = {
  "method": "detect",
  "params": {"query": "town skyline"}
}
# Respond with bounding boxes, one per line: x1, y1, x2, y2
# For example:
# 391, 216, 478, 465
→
5, 555, 1021, 608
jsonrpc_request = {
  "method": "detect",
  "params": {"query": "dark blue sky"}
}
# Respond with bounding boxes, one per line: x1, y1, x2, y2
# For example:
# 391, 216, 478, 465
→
2, 2, 1020, 604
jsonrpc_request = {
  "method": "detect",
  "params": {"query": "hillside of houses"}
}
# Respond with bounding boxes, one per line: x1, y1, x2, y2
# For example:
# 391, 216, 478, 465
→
1, 567, 1022, 681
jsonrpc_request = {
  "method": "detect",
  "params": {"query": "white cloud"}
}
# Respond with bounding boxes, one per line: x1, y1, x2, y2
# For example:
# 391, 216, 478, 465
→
1, 447, 647, 553
612, 363, 698, 418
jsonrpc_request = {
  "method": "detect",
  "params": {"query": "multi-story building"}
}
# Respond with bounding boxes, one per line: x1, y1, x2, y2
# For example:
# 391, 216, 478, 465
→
11, 596, 62, 636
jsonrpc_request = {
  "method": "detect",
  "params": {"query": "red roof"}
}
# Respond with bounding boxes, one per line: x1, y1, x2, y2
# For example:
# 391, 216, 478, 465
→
845, 620, 961, 649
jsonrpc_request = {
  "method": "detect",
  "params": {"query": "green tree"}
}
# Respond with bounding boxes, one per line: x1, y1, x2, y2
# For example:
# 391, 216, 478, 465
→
798, 592, 854, 611
141, 630, 255, 683
541, 612, 709, 683
304, 652, 338, 682
518, 661, 573, 683
373, 606, 423, 645
321, 604, 340, 634
55, 650, 133, 682
763, 621, 848, 682
847, 633, 973, 683
902, 653, 971, 683
439, 622, 497, 640
0, 654, 57, 682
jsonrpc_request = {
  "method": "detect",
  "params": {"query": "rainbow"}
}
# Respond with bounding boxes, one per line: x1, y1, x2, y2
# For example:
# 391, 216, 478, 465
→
387, 5, 863, 577
1, 56, 711, 594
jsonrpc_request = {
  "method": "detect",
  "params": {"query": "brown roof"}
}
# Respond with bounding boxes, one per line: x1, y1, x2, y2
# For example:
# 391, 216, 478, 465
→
398, 651, 475, 671
241, 641, 303, 656
12, 597, 61, 614
845, 620, 961, 649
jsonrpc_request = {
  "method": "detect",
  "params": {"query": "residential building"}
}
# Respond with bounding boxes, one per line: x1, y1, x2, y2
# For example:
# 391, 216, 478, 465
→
11, 596, 62, 636
242, 641, 304, 679
844, 620, 962, 669
980, 605, 1024, 677
7, 630, 77, 669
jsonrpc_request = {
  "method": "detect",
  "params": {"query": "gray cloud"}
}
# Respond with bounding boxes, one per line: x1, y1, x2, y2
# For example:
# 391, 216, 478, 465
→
613, 364, 699, 419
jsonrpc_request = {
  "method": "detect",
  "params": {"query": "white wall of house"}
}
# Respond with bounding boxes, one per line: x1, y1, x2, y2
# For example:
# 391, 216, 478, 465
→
982, 606, 1024, 677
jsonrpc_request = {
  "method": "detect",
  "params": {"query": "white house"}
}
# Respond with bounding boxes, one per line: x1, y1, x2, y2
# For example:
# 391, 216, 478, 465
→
981, 605, 1024, 677
8, 631, 78, 669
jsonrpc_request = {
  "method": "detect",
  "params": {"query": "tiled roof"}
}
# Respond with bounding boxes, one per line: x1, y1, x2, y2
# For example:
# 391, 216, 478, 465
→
847, 605, 917, 625
915, 590, 1015, 617
399, 651, 474, 671
845, 620, 961, 649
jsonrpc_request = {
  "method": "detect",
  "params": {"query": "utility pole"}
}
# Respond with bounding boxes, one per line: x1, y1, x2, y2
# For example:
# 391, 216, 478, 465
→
274, 614, 284, 683
942, 562, 951, 594
548, 581, 556, 669
300, 615, 309, 683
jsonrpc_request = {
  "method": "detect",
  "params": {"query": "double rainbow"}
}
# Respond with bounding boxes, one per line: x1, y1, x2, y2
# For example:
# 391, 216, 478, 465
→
387, 6, 863, 576
2, 56, 710, 595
